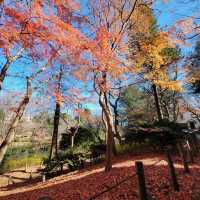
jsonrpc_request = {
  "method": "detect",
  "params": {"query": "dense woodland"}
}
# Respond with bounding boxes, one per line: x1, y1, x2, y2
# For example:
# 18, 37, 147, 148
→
1, 0, 200, 199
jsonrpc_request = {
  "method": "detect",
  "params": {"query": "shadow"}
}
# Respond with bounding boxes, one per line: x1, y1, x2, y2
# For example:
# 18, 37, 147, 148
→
0, 169, 26, 175
0, 176, 43, 191
1, 174, 29, 181
0, 153, 199, 200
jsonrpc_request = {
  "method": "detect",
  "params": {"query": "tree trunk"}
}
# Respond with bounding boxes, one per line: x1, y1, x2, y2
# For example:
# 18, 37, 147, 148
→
71, 134, 75, 148
0, 77, 32, 163
103, 108, 117, 156
70, 112, 80, 148
102, 110, 108, 143
113, 106, 122, 144
49, 102, 60, 160
161, 101, 170, 120
99, 91, 115, 172
152, 84, 163, 122
0, 48, 24, 90
0, 60, 10, 90
69, 128, 77, 148
49, 66, 63, 160
172, 91, 178, 122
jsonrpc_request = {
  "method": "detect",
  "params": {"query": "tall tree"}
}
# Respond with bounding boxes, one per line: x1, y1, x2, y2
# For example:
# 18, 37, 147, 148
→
0, 76, 32, 163
88, 0, 144, 171
49, 66, 63, 160
128, 4, 181, 122
0, 0, 91, 162
120, 85, 156, 126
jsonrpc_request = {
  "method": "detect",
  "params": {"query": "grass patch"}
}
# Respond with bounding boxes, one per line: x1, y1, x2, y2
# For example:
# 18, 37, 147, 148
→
0, 154, 45, 173
0, 145, 50, 173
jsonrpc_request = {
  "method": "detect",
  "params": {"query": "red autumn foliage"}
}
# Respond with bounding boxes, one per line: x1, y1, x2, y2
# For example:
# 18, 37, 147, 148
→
1, 153, 200, 200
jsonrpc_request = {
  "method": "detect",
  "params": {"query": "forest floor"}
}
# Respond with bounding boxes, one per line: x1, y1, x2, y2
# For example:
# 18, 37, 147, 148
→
0, 166, 42, 188
0, 153, 200, 200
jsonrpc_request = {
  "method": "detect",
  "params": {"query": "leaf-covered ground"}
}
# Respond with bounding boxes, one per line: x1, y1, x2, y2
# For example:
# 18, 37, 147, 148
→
0, 153, 200, 200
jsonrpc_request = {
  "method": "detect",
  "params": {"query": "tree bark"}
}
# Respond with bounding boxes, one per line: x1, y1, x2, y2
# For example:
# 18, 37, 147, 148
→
152, 84, 163, 122
49, 67, 63, 160
99, 91, 115, 172
112, 104, 122, 144
0, 77, 32, 163
0, 48, 24, 90
49, 102, 60, 159
102, 110, 108, 143
161, 101, 170, 120
94, 71, 116, 171
71, 134, 75, 148
70, 126, 79, 148
69, 105, 81, 148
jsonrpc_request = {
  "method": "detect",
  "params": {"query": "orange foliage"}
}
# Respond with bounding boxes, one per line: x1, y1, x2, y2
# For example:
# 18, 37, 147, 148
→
55, 92, 62, 105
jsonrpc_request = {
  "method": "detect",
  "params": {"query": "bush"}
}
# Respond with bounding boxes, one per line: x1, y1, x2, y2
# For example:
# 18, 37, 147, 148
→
153, 120, 186, 132
116, 143, 152, 155
124, 123, 181, 148
43, 150, 87, 176
90, 143, 106, 156
59, 125, 102, 150
59, 133, 70, 150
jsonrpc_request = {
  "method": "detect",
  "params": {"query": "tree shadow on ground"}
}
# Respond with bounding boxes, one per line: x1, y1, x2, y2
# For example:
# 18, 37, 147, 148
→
0, 153, 200, 200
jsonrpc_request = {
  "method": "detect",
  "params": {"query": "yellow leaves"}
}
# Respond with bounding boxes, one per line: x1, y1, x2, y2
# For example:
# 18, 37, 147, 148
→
187, 70, 200, 84
137, 31, 182, 92
139, 32, 171, 68
131, 30, 181, 91
128, 65, 142, 73
130, 3, 155, 35
154, 80, 182, 92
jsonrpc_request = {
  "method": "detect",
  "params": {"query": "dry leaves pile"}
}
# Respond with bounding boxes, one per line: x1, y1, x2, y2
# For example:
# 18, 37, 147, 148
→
0, 154, 200, 200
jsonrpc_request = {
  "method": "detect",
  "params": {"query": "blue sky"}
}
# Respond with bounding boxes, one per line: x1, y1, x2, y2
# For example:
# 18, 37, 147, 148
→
0, 0, 199, 113
154, 0, 199, 51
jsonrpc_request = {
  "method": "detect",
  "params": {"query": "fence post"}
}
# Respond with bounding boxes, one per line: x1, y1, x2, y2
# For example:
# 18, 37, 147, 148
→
177, 142, 190, 173
186, 140, 194, 163
136, 161, 148, 200
8, 175, 13, 186
30, 170, 32, 180
165, 149, 179, 191
192, 134, 199, 154
25, 162, 28, 173
42, 174, 46, 182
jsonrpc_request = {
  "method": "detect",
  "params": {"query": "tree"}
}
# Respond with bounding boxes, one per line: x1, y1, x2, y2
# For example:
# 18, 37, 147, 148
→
128, 4, 181, 122
0, 76, 32, 163
49, 66, 63, 160
188, 41, 200, 94
108, 84, 123, 144
87, 0, 145, 171
120, 85, 156, 126
0, 0, 91, 162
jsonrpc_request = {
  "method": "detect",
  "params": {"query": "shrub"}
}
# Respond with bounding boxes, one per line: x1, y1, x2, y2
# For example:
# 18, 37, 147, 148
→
59, 125, 102, 150
116, 143, 151, 155
43, 150, 87, 176
153, 120, 186, 132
